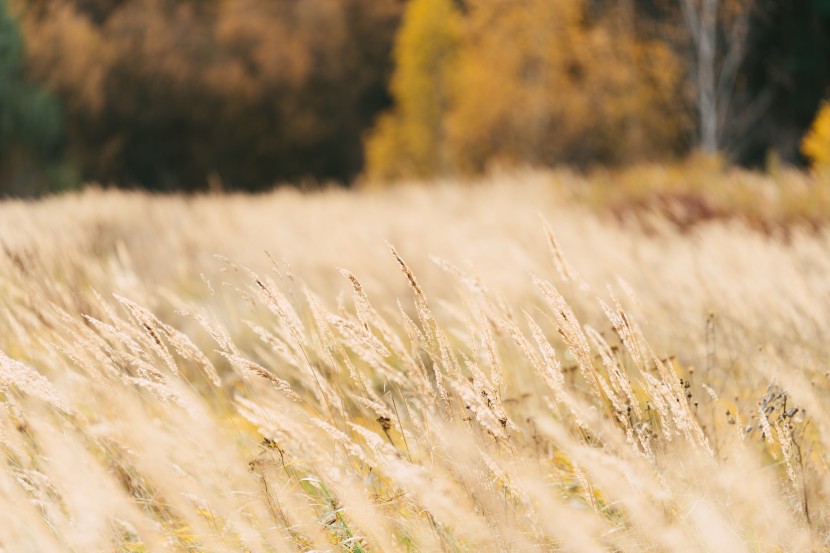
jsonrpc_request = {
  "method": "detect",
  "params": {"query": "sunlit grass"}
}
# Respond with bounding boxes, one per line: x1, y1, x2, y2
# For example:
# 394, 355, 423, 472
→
0, 169, 829, 551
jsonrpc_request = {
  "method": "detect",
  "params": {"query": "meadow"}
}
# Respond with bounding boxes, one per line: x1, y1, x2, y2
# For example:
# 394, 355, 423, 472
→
2, 168, 830, 552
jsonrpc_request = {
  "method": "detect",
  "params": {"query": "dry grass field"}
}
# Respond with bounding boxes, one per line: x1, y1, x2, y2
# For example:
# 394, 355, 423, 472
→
2, 170, 830, 552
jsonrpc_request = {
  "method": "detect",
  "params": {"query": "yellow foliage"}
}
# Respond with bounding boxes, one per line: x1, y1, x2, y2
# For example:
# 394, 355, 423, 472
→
447, 0, 585, 172
364, 0, 460, 182
448, 0, 684, 172
366, 0, 687, 181
801, 101, 830, 170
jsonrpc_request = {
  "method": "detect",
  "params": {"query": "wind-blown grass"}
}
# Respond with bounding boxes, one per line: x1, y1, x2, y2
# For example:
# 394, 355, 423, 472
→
1, 172, 829, 551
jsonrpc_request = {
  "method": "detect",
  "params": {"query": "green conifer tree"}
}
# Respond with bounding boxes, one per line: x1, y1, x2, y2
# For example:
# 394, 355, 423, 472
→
0, 0, 73, 196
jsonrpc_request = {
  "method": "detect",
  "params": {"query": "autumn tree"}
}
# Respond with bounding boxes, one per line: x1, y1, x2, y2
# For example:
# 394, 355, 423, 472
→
363, 0, 460, 181
447, 0, 684, 173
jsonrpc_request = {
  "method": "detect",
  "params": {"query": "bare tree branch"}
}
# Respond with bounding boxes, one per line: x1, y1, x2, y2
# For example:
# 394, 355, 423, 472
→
716, 5, 753, 135
680, 0, 702, 45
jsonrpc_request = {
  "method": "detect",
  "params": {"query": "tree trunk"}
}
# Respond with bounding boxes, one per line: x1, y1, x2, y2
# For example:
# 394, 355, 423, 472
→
699, 0, 718, 153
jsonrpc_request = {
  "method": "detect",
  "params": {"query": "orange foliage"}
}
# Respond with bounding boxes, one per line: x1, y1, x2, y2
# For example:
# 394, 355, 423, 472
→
19, 1, 113, 114
364, 0, 687, 181
15, 0, 403, 189
448, 0, 685, 173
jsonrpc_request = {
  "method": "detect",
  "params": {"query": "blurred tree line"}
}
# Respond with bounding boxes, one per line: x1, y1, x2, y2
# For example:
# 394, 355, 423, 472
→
8, 0, 403, 192
0, 0, 829, 193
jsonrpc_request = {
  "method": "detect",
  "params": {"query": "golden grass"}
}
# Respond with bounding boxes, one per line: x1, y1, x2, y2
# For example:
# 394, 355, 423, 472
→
1, 170, 830, 551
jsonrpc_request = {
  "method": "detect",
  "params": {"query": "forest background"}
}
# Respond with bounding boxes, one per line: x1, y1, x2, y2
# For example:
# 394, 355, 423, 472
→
1, 0, 830, 195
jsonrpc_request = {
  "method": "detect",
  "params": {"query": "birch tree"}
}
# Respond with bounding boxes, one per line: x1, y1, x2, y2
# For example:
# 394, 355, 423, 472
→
680, 0, 757, 154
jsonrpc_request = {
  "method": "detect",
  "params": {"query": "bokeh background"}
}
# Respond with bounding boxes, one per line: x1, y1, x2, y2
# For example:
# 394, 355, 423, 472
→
2, 0, 830, 195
